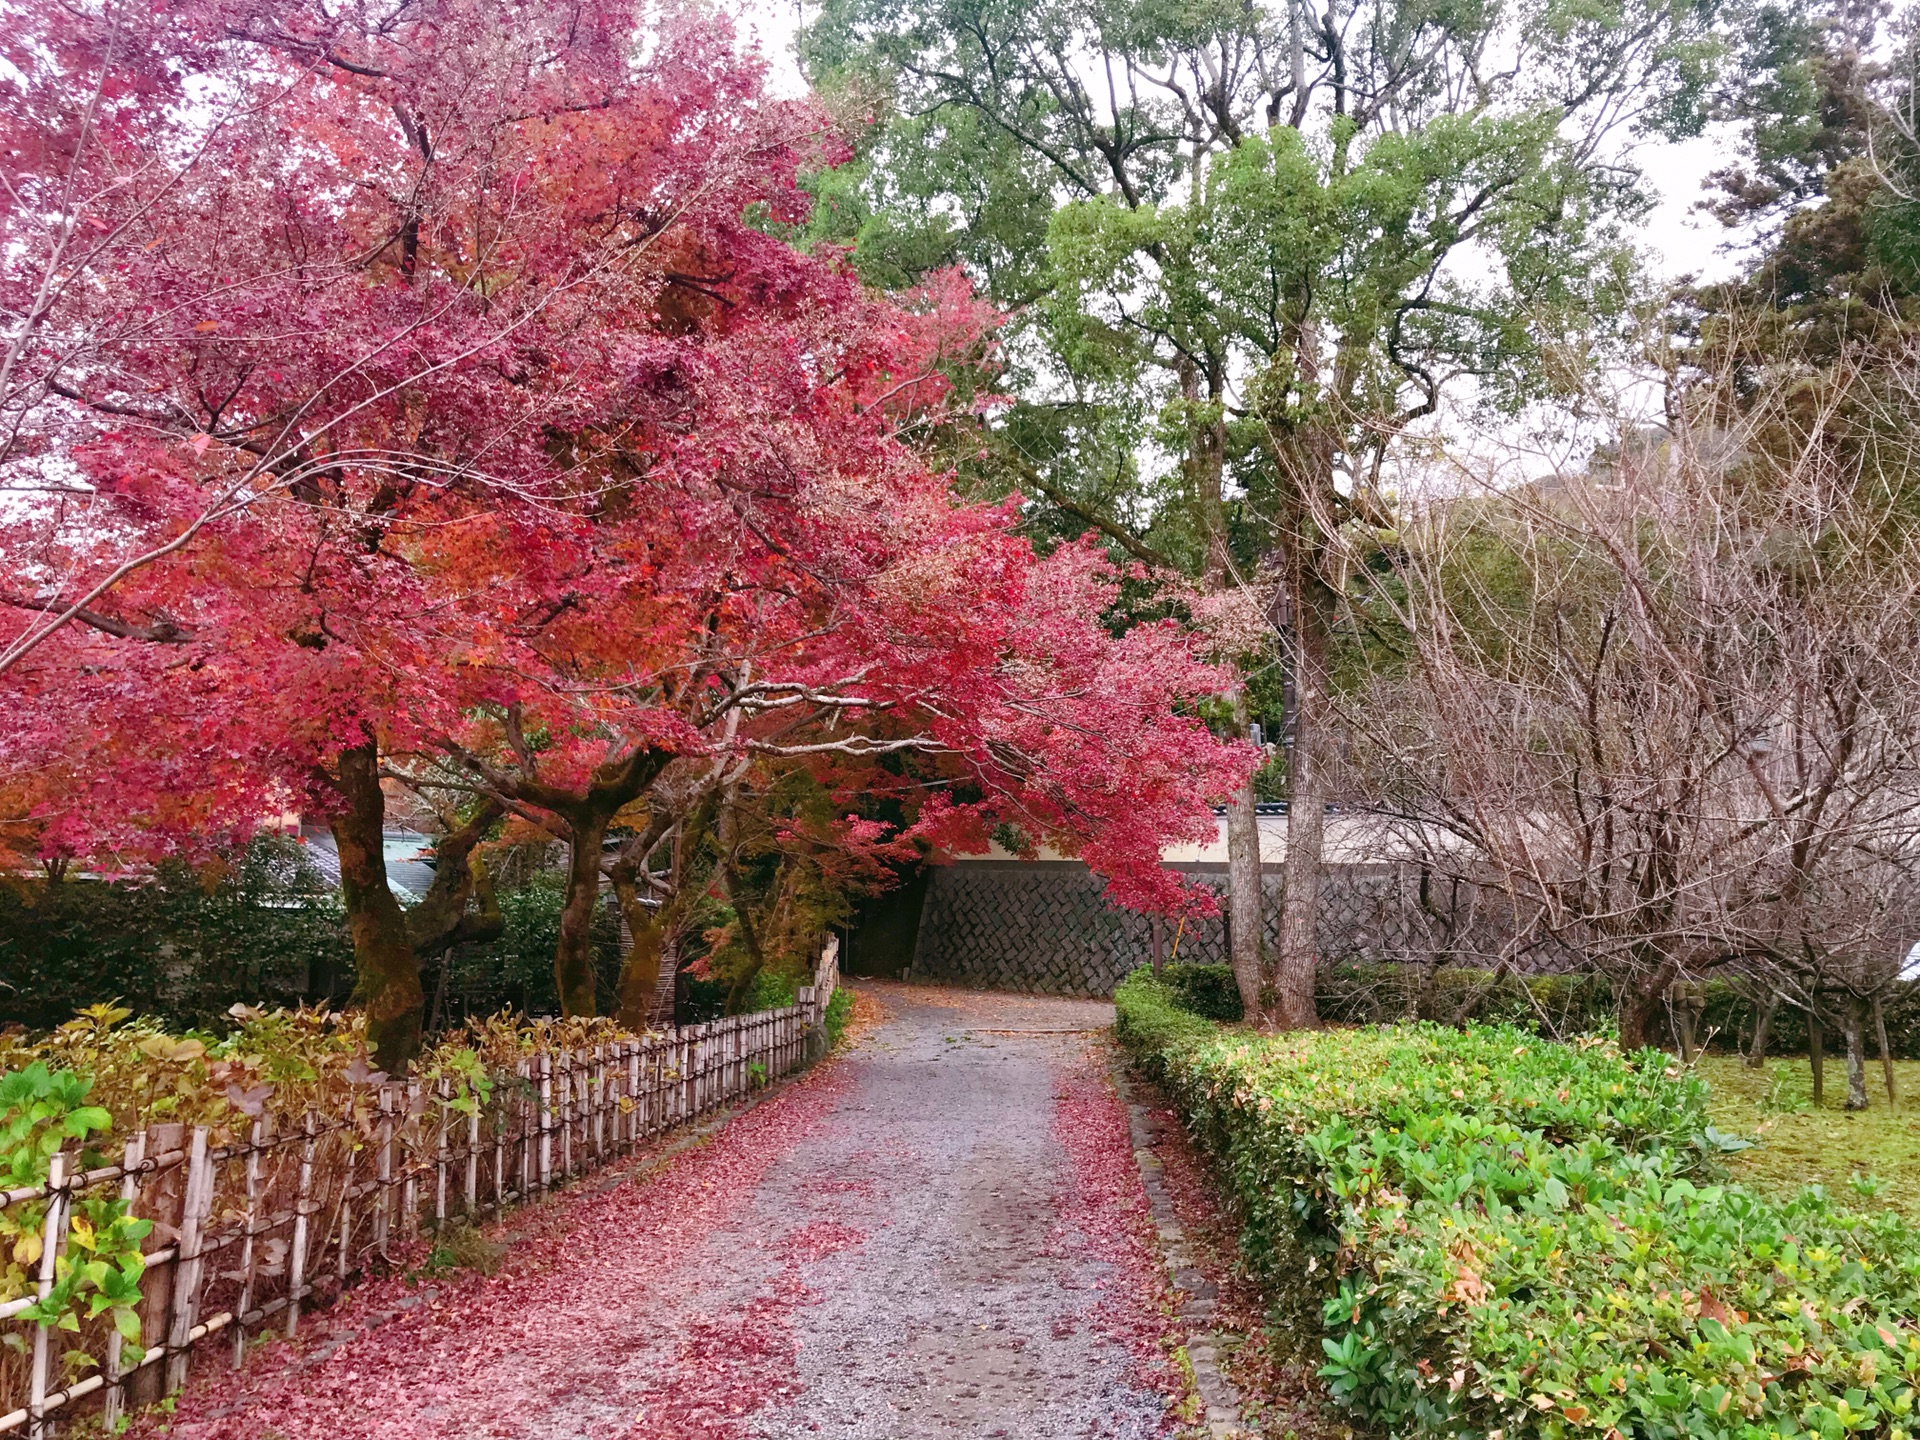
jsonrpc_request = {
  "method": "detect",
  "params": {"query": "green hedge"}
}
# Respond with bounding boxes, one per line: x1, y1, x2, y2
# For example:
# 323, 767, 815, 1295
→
1116, 968, 1920, 1440
1150, 960, 1920, 1057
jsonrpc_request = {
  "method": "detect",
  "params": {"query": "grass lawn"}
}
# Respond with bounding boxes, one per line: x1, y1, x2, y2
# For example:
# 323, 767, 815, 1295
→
1697, 1052, 1920, 1217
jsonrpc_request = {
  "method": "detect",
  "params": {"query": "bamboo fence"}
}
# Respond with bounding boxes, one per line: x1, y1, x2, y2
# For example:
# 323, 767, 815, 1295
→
0, 941, 840, 1437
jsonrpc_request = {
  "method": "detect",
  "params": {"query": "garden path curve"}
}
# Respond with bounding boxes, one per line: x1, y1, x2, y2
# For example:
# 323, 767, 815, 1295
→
141, 983, 1180, 1440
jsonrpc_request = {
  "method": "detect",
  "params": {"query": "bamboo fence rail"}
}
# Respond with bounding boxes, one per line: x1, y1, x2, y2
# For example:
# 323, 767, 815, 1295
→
0, 942, 840, 1437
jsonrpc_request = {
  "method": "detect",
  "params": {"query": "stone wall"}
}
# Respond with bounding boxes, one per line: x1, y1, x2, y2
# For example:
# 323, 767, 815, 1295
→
905, 860, 1467, 997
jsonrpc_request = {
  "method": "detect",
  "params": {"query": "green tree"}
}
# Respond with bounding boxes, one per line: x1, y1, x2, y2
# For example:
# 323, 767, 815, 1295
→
804, 0, 1719, 1024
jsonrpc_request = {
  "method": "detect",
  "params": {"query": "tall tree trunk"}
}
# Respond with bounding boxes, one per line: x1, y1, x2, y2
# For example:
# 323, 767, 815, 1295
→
1186, 357, 1267, 1025
1226, 687, 1266, 1023
1746, 993, 1777, 1069
1809, 1008, 1825, 1107
328, 741, 423, 1074
1618, 957, 1679, 1051
1844, 996, 1869, 1111
1271, 571, 1327, 1030
1874, 994, 1896, 1106
555, 812, 609, 1017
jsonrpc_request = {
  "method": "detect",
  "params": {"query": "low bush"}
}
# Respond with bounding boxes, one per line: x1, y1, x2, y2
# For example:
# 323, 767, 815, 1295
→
1156, 962, 1245, 1020
1116, 968, 1920, 1440
824, 986, 855, 1048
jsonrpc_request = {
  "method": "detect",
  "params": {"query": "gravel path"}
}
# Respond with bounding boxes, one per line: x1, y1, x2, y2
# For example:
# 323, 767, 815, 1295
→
147, 983, 1179, 1440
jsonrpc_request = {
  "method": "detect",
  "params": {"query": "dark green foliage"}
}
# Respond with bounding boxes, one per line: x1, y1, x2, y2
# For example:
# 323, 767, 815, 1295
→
0, 840, 626, 1031
1155, 963, 1245, 1021
1113, 975, 1920, 1436
424, 870, 623, 1023
1315, 964, 1920, 1057
1116, 969, 1920, 1440
0, 838, 354, 1030
824, 986, 855, 1048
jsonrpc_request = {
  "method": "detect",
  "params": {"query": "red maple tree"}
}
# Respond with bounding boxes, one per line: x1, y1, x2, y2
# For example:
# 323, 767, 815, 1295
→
0, 0, 1252, 1067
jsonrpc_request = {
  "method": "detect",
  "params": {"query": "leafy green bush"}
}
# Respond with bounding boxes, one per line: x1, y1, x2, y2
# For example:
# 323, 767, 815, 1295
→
1158, 963, 1245, 1020
742, 968, 799, 1012
1116, 969, 1920, 1440
824, 986, 854, 1048
0, 838, 353, 1029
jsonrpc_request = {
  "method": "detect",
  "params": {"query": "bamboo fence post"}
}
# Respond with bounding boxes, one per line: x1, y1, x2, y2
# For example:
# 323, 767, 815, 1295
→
685, 1028, 696, 1122
640, 1037, 654, 1140
27, 1153, 71, 1440
231, 1116, 266, 1367
622, 1042, 636, 1150
374, 1089, 394, 1257
503, 1062, 523, 1211
633, 1039, 647, 1144
465, 1102, 481, 1216
537, 1053, 553, 1196
594, 1046, 607, 1160
403, 1082, 422, 1236
337, 1134, 356, 1284
648, 1036, 661, 1137
556, 1052, 568, 1182
568, 1052, 583, 1175
165, 1127, 214, 1394
101, 1132, 146, 1431
700, 1025, 712, 1114
286, 1114, 316, 1338
517, 1060, 531, 1203
129, 1122, 182, 1409
434, 1079, 451, 1233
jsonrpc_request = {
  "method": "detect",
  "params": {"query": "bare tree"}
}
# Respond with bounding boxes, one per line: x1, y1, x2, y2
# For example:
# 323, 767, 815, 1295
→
1342, 346, 1920, 1061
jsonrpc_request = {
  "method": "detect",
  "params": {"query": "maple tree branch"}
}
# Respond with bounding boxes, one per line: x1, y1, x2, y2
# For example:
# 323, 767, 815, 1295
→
0, 592, 193, 643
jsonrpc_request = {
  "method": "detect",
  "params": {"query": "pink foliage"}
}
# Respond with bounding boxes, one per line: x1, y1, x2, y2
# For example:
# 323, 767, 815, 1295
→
0, 0, 1252, 908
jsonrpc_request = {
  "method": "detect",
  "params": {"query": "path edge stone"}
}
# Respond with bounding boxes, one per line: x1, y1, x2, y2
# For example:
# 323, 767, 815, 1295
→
1109, 1055, 1252, 1440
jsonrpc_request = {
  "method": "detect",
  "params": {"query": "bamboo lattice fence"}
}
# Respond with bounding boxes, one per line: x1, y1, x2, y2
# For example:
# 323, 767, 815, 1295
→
0, 941, 840, 1437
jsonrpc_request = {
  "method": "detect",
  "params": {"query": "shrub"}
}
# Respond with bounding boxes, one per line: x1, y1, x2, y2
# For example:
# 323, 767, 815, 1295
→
0, 838, 353, 1029
1115, 968, 1920, 1440
1158, 963, 1246, 1021
825, 986, 854, 1048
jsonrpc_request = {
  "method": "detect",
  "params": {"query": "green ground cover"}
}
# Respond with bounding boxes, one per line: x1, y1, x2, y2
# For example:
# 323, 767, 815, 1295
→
1118, 968, 1920, 1440
1700, 1056, 1920, 1219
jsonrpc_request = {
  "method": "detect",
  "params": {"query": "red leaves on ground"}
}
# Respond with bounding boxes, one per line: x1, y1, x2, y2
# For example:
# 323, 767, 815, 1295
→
136, 1064, 853, 1440
1050, 1054, 1184, 1416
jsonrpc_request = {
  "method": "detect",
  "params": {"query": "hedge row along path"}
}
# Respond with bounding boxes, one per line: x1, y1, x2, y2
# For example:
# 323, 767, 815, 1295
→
137, 984, 1184, 1439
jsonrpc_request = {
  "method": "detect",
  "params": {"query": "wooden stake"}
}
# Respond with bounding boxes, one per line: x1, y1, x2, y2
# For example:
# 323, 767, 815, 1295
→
287, 1114, 317, 1339
537, 1054, 553, 1196
28, 1153, 71, 1440
102, 1133, 146, 1430
165, 1127, 215, 1394
232, 1117, 265, 1367
434, 1079, 451, 1233
374, 1089, 394, 1257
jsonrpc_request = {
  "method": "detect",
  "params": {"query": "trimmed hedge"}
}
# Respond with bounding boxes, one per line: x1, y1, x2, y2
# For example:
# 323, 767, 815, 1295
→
1151, 959, 1920, 1057
1116, 968, 1920, 1440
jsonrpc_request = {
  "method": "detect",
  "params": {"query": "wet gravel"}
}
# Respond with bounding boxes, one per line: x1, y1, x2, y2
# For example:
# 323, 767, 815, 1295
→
745, 983, 1170, 1439
145, 982, 1175, 1440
